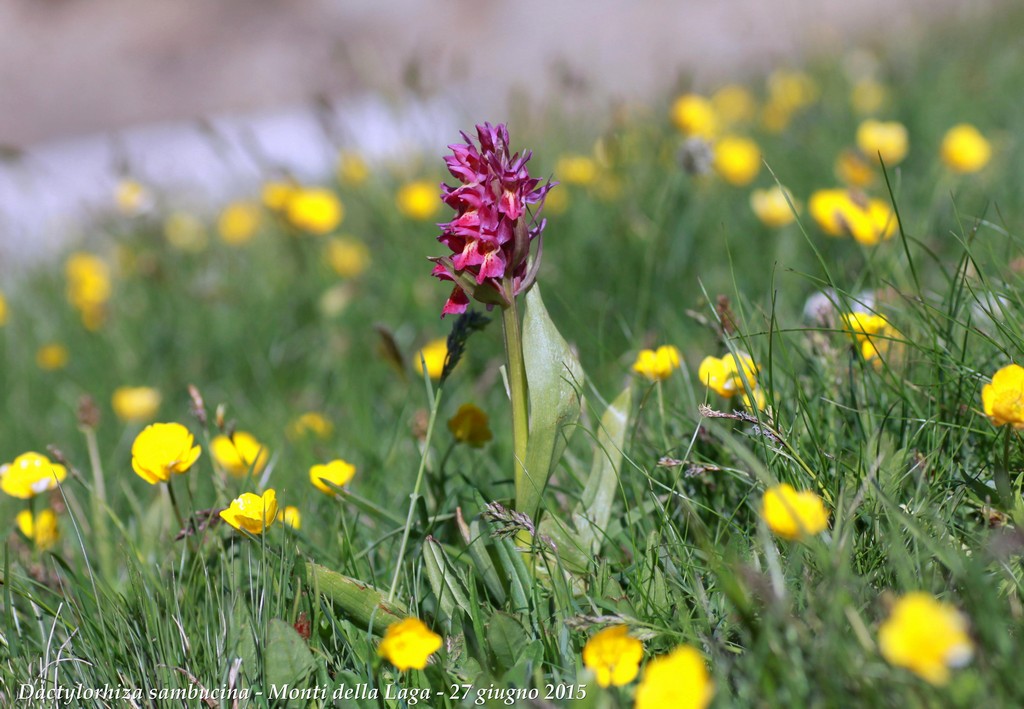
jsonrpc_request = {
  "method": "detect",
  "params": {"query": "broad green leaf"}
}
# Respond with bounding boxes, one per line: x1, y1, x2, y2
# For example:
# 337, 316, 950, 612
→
521, 285, 585, 517
307, 562, 406, 635
573, 385, 632, 554
423, 537, 473, 624
487, 611, 530, 675
265, 618, 316, 691
461, 517, 507, 605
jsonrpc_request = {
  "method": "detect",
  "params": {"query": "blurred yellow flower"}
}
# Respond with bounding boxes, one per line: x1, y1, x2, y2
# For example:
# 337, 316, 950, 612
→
634, 645, 715, 709
1, 452, 68, 499
941, 123, 991, 174
16, 509, 59, 551
0, 290, 7, 326
112, 386, 162, 423
396, 180, 440, 220
447, 404, 493, 447
834, 149, 876, 188
759, 99, 793, 134
761, 483, 829, 540
164, 212, 208, 253
582, 625, 643, 687
277, 505, 302, 529
767, 69, 819, 113
219, 489, 278, 535
856, 119, 909, 166
310, 459, 356, 496
337, 152, 369, 186
632, 345, 681, 382
750, 186, 798, 228
711, 83, 757, 126
981, 363, 1024, 429
713, 136, 761, 186
324, 237, 371, 278
555, 155, 599, 186
211, 432, 268, 478
286, 187, 344, 235
378, 617, 443, 671
287, 411, 334, 440
698, 352, 759, 398
114, 179, 152, 215
413, 338, 448, 380
542, 185, 569, 215
65, 252, 111, 331
878, 592, 973, 685
261, 181, 297, 211
670, 94, 717, 139
36, 344, 69, 371
850, 78, 889, 116
131, 422, 201, 485
218, 201, 261, 245
809, 189, 896, 245
841, 311, 901, 365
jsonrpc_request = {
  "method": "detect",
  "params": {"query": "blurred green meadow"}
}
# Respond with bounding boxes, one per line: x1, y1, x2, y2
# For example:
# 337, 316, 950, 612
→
3, 9, 1024, 708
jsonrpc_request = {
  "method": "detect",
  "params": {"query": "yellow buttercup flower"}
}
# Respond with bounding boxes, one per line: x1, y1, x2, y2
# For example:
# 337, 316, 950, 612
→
262, 181, 297, 211
635, 645, 715, 709
670, 94, 717, 139
65, 252, 111, 330
35, 344, 69, 371
759, 99, 793, 134
841, 311, 901, 365
310, 459, 356, 496
632, 345, 682, 382
378, 617, 443, 671
114, 179, 152, 215
555, 155, 599, 186
835, 149, 876, 188
761, 483, 829, 540
0, 289, 7, 326
1, 452, 68, 499
713, 136, 761, 186
16, 509, 60, 551
750, 186, 798, 228
218, 201, 261, 245
808, 189, 896, 245
878, 592, 973, 685
396, 180, 440, 220
941, 123, 991, 174
413, 338, 448, 380
219, 489, 278, 535
447, 404, 493, 448
164, 212, 208, 253
767, 69, 819, 113
211, 432, 268, 477
850, 78, 889, 116
131, 422, 202, 485
287, 411, 334, 440
856, 119, 908, 166
337, 152, 370, 186
285, 187, 344, 235
698, 352, 759, 398
277, 505, 302, 530
582, 625, 643, 688
711, 84, 757, 126
324, 237, 371, 278
112, 386, 162, 423
981, 363, 1024, 429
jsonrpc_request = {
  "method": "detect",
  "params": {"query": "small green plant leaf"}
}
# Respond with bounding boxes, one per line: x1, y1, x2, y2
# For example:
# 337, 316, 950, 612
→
265, 618, 316, 690
486, 611, 531, 675
521, 285, 585, 517
423, 536, 474, 624
573, 384, 632, 554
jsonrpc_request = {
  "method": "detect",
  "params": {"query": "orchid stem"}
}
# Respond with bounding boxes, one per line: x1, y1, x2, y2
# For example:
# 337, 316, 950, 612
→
502, 286, 534, 517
